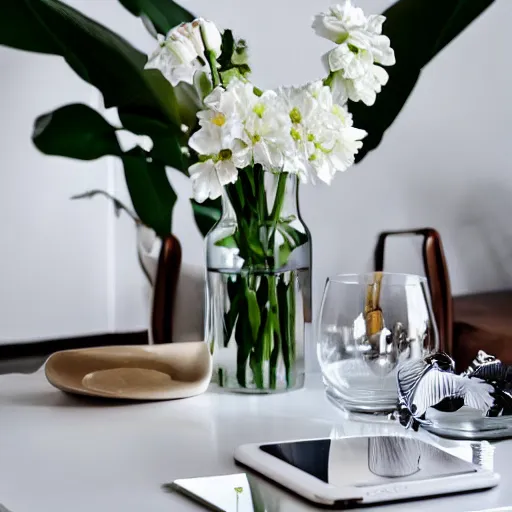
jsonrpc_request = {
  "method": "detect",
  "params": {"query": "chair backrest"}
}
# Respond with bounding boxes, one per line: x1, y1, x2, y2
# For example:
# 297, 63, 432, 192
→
373, 228, 453, 355
151, 234, 182, 344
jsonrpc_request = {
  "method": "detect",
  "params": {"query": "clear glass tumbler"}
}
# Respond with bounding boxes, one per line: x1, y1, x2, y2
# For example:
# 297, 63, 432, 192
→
317, 272, 438, 413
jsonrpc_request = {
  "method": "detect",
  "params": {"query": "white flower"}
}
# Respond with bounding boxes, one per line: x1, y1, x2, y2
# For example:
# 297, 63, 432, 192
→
314, 3, 394, 67
326, 39, 373, 79
277, 82, 366, 184
314, 2, 395, 105
195, 80, 294, 173
330, 64, 389, 106
202, 82, 257, 127
312, 1, 367, 44
145, 18, 223, 87
243, 91, 293, 170
189, 122, 251, 202
146, 33, 198, 86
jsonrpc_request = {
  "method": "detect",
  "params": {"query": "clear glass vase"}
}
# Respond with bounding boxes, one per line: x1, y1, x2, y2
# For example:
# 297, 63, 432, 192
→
205, 168, 311, 393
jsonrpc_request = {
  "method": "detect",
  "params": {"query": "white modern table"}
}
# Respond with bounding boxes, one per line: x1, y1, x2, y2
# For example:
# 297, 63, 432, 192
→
0, 368, 510, 512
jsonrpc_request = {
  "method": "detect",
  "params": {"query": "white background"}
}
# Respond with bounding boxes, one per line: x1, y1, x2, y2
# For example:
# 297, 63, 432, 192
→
0, 0, 510, 346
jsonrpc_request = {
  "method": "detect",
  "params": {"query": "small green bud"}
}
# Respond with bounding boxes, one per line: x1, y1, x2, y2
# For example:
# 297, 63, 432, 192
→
307, 133, 315, 142
251, 134, 261, 144
336, 33, 349, 45
253, 103, 265, 118
289, 107, 302, 124
348, 43, 360, 54
290, 128, 302, 141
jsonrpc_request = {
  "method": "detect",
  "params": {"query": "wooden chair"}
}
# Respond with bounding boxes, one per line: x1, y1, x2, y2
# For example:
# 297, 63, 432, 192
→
374, 228, 512, 370
151, 235, 182, 344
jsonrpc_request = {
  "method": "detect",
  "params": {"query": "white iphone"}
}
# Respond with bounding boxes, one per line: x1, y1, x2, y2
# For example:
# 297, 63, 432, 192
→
233, 435, 499, 507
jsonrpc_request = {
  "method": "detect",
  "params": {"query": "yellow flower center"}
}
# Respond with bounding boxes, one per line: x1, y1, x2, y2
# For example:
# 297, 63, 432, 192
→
212, 113, 226, 127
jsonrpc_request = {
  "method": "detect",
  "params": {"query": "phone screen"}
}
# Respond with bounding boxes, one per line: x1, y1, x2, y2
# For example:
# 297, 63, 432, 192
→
260, 436, 476, 487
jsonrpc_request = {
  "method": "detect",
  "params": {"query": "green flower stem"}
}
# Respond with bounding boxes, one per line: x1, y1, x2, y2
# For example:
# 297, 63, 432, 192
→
268, 274, 282, 389
222, 170, 300, 390
205, 49, 221, 88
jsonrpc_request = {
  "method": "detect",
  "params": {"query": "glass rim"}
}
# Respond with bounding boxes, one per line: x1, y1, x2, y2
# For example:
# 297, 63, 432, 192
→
326, 272, 427, 286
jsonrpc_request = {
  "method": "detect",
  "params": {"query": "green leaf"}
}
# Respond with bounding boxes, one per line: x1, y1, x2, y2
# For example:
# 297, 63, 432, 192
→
118, 0, 194, 36
277, 223, 308, 249
191, 198, 222, 237
118, 110, 184, 171
218, 29, 235, 71
353, 0, 495, 162
245, 285, 261, 343
0, 0, 180, 126
32, 103, 121, 161
215, 235, 238, 249
1, 1, 60, 54
122, 148, 176, 236
277, 239, 293, 268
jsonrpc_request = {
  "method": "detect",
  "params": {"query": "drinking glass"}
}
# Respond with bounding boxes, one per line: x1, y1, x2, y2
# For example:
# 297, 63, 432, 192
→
317, 273, 438, 413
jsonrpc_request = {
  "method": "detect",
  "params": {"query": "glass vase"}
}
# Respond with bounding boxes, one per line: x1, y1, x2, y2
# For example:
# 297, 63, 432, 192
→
205, 167, 311, 393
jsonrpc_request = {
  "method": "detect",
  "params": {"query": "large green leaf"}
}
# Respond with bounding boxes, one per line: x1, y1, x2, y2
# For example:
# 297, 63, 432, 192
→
118, 0, 194, 36
32, 104, 121, 160
2, 2, 60, 54
118, 110, 185, 172
123, 148, 177, 236
191, 198, 222, 237
353, 0, 495, 162
0, 0, 180, 126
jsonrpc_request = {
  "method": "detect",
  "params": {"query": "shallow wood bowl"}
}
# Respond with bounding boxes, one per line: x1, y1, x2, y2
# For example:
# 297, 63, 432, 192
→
45, 342, 212, 400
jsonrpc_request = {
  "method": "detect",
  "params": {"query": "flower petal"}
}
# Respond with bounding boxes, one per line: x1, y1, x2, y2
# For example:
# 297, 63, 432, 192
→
366, 14, 385, 35
198, 18, 223, 57
372, 65, 389, 86
371, 35, 396, 66
189, 160, 222, 203
215, 160, 238, 186
189, 125, 221, 155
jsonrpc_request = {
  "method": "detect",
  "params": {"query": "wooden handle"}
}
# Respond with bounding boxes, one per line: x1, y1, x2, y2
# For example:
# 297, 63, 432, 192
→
374, 228, 453, 355
151, 234, 182, 344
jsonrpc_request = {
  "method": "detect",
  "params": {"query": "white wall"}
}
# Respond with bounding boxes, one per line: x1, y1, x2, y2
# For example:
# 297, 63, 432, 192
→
0, 0, 510, 345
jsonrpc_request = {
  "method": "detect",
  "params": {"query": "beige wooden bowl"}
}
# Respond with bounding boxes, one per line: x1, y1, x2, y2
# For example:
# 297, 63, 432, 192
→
45, 342, 212, 400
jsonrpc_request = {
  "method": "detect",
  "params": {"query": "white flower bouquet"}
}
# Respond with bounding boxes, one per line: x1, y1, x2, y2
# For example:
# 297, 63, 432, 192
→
148, 1, 395, 198
147, 1, 395, 391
